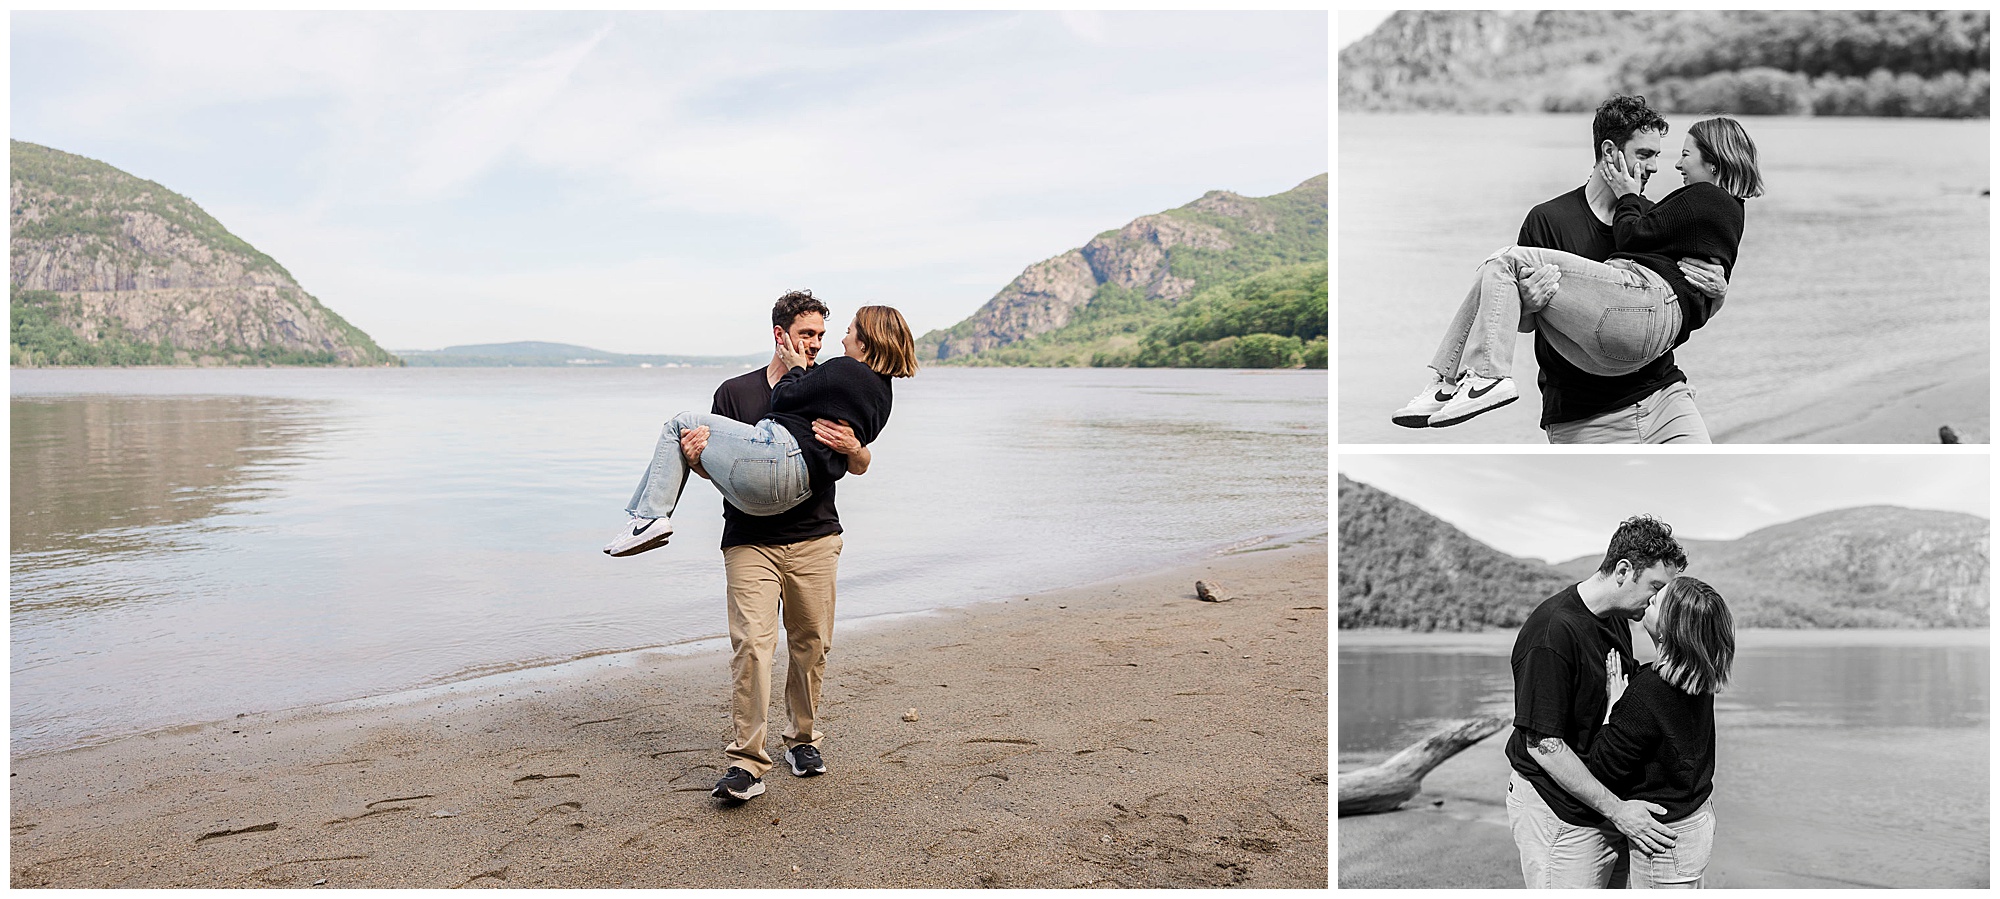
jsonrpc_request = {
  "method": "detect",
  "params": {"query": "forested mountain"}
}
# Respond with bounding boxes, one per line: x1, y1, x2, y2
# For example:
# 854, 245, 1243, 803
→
1337, 475, 1570, 631
1339, 475, 1991, 631
916, 175, 1326, 368
1551, 506, 1991, 628
11, 141, 395, 366
1341, 10, 1989, 117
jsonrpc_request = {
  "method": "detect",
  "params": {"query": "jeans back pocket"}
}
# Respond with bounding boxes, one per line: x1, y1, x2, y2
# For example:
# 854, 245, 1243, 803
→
729, 458, 782, 511
1595, 307, 1663, 364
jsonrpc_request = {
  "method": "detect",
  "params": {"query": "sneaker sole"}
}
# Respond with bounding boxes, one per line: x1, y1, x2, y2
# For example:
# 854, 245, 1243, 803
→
1428, 395, 1517, 428
605, 531, 672, 557
711, 780, 766, 801
788, 759, 826, 778
1391, 412, 1437, 428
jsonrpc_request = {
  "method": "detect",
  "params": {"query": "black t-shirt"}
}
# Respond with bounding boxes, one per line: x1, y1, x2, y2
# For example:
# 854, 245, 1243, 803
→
712, 367, 842, 549
1505, 584, 1637, 827
1584, 663, 1716, 823
1519, 186, 1688, 427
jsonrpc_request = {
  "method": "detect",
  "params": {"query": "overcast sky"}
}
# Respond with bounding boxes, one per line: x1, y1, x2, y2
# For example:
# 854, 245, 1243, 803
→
1340, 455, 1991, 564
12, 11, 1327, 355
1337, 10, 1394, 50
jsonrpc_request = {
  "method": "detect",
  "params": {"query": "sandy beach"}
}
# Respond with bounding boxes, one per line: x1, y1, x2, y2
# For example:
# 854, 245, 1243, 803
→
10, 540, 1327, 889
1713, 353, 1989, 444
1338, 709, 1988, 889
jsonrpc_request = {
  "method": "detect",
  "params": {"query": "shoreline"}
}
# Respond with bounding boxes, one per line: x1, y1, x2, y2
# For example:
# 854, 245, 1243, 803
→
14, 525, 1326, 761
11, 540, 1328, 888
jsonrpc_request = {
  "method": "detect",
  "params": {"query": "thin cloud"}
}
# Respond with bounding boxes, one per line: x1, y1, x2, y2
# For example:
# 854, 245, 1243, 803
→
13, 11, 1325, 353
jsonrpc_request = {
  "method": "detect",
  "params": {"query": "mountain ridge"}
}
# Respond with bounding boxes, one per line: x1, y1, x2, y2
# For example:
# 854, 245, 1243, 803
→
396, 341, 764, 368
916, 174, 1326, 367
1340, 475, 1990, 630
10, 139, 396, 367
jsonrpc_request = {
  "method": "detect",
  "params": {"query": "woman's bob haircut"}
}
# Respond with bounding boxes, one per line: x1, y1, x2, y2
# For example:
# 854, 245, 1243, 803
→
1688, 116, 1765, 200
853, 305, 919, 378
1655, 576, 1735, 695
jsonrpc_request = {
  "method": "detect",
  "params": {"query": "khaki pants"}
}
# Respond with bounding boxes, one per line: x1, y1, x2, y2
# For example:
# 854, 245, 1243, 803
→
722, 533, 841, 778
1546, 382, 1712, 445
1507, 771, 1631, 888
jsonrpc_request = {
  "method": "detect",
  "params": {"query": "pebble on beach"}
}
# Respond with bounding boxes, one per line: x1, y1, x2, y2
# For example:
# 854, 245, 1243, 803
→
902, 708, 919, 722
1196, 580, 1229, 603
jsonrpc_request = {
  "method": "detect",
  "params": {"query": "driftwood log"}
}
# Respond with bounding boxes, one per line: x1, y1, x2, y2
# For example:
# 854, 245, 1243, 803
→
1337, 714, 1509, 817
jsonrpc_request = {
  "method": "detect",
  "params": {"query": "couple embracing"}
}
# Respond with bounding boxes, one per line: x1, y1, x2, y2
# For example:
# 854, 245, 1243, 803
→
1394, 94, 1764, 442
1507, 514, 1736, 889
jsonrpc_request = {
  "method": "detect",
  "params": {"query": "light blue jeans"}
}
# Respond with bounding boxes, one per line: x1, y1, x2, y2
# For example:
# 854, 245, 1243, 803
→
1431, 245, 1684, 381
624, 411, 811, 520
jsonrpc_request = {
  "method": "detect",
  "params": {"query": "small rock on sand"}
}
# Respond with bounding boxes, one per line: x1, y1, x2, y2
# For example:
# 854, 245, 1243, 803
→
902, 708, 920, 722
1196, 581, 1229, 603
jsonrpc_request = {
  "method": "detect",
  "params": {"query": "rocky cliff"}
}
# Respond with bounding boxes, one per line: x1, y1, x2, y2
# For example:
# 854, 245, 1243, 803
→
918, 174, 1326, 362
10, 140, 396, 366
1553, 506, 1991, 628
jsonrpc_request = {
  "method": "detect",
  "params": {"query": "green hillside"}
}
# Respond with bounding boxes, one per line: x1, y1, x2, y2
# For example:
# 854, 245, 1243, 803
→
10, 140, 397, 367
921, 175, 1327, 368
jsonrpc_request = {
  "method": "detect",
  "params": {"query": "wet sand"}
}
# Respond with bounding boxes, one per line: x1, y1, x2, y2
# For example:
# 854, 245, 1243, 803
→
1715, 354, 1989, 444
10, 540, 1327, 888
1338, 721, 1988, 889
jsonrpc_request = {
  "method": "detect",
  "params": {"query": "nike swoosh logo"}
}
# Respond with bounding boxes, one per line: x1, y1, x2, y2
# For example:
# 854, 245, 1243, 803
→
1433, 390, 1454, 402
632, 520, 653, 535
1466, 382, 1497, 399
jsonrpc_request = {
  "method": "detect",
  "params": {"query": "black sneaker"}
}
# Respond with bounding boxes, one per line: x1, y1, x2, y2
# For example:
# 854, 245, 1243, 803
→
711, 766, 765, 800
786, 744, 826, 777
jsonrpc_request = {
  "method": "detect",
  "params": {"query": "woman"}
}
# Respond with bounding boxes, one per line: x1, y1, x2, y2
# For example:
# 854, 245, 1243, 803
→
604, 305, 918, 557
1394, 116, 1765, 429
1586, 576, 1735, 889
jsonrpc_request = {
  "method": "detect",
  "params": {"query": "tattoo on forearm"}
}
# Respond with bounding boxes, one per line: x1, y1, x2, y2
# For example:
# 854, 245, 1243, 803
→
1530, 736, 1566, 756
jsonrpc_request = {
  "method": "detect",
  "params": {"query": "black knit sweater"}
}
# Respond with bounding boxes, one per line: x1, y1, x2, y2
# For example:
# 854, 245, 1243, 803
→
1610, 181, 1746, 345
1582, 663, 1716, 823
767, 355, 893, 486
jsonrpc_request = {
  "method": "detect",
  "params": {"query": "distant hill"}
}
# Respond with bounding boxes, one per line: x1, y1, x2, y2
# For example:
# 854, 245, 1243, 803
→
396, 341, 763, 368
1340, 10, 1989, 117
916, 175, 1326, 368
1340, 475, 1991, 630
1551, 506, 1991, 628
10, 140, 397, 367
1337, 474, 1571, 631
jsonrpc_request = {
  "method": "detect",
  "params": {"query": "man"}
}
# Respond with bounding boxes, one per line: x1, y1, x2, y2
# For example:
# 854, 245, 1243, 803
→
679, 289, 870, 802
1518, 95, 1730, 444
1506, 514, 1687, 888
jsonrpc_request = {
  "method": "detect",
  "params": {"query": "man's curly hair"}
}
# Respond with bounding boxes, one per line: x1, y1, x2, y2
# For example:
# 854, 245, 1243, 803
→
1596, 513, 1688, 576
1591, 95, 1669, 161
771, 289, 830, 330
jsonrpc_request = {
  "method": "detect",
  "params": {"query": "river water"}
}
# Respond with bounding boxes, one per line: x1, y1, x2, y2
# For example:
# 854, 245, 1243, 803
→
11, 366, 1326, 755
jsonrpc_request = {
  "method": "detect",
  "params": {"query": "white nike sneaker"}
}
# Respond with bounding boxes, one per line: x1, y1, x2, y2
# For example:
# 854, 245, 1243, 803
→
1392, 372, 1459, 428
604, 517, 673, 557
1428, 375, 1517, 428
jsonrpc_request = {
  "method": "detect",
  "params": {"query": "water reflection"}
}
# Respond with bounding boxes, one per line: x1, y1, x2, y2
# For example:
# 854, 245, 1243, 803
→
10, 395, 330, 612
